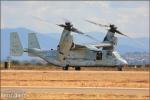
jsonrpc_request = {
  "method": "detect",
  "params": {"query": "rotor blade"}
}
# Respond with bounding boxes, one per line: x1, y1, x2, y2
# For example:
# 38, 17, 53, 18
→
127, 36, 147, 49
84, 34, 100, 42
56, 24, 66, 28
32, 15, 55, 26
85, 20, 109, 27
115, 30, 128, 37
72, 27, 85, 34
72, 27, 99, 42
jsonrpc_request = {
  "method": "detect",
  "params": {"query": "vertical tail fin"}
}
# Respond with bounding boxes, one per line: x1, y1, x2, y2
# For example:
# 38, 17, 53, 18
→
10, 32, 23, 56
28, 33, 40, 49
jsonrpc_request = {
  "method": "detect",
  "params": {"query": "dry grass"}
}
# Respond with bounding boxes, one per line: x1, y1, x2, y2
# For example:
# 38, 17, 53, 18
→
25, 93, 150, 100
1, 69, 149, 99
1, 93, 149, 100
1, 70, 149, 88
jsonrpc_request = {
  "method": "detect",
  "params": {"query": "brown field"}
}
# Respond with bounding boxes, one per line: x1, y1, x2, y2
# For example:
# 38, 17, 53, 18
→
0, 65, 150, 99
25, 93, 149, 100
1, 93, 149, 100
1, 70, 149, 88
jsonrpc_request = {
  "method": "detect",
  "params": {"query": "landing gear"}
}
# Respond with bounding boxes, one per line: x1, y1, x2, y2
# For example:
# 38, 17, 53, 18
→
117, 66, 123, 71
62, 65, 69, 70
75, 66, 81, 71
62, 65, 81, 71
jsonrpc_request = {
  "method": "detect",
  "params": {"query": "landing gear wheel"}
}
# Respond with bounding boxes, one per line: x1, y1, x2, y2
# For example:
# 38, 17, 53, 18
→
117, 66, 123, 71
75, 66, 81, 71
63, 65, 69, 70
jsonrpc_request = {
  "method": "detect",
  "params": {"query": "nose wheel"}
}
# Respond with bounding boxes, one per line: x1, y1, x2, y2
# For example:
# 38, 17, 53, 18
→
62, 65, 69, 70
117, 66, 123, 71
62, 65, 81, 71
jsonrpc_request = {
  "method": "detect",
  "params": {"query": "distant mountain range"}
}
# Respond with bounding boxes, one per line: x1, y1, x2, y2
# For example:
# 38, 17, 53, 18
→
1, 28, 149, 61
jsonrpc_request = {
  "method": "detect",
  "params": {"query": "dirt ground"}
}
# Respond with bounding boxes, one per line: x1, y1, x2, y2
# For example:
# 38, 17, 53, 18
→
1, 70, 149, 88
0, 66, 150, 99
25, 93, 149, 100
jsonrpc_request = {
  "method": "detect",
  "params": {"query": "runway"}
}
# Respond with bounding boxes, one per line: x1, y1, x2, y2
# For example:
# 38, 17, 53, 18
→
1, 86, 149, 95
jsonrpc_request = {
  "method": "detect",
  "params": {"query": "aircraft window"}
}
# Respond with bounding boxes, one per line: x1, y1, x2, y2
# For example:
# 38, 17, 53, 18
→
96, 52, 102, 60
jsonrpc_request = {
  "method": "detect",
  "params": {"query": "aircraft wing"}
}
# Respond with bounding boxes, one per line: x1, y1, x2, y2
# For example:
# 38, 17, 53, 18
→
92, 43, 112, 48
74, 44, 99, 51
85, 45, 100, 51
74, 42, 112, 51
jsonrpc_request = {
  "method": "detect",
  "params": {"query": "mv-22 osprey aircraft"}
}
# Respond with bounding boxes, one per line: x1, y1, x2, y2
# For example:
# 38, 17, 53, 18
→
10, 20, 128, 71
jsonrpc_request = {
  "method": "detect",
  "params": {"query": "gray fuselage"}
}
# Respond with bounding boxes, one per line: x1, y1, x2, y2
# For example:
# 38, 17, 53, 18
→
27, 48, 127, 67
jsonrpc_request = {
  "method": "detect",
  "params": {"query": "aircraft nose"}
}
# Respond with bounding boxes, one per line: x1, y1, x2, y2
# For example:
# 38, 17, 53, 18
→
117, 59, 128, 65
122, 59, 128, 65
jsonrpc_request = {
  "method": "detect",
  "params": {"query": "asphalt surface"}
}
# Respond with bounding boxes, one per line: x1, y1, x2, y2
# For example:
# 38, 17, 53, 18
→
1, 86, 149, 95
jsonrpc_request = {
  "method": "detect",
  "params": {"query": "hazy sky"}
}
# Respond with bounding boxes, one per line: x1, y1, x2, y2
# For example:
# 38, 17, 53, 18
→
1, 1, 149, 38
